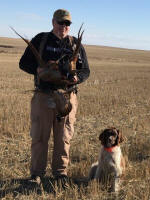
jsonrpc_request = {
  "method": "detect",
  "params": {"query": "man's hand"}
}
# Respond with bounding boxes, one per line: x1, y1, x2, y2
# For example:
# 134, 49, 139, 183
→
63, 75, 78, 85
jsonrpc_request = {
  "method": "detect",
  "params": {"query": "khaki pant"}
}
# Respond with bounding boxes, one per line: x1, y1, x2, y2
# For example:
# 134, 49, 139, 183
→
30, 91, 78, 177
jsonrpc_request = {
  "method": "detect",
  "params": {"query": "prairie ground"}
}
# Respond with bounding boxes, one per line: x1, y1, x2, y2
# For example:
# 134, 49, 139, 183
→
0, 37, 150, 199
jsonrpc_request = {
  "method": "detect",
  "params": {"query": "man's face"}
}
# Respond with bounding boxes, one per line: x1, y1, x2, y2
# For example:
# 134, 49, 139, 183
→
52, 19, 70, 39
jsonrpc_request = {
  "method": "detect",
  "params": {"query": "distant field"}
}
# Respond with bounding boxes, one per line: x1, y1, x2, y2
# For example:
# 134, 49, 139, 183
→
0, 37, 150, 199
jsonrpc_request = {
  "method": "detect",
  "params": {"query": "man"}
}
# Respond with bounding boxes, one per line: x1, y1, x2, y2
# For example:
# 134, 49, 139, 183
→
19, 9, 90, 184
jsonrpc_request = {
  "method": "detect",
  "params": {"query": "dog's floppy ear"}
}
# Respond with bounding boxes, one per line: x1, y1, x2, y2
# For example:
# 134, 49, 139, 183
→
116, 129, 124, 144
99, 130, 106, 145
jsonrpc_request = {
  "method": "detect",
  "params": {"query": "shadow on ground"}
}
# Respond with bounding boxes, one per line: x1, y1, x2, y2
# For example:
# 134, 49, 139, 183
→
0, 176, 88, 198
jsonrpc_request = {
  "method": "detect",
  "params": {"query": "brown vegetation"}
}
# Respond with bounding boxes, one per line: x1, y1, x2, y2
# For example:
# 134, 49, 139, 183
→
0, 37, 150, 199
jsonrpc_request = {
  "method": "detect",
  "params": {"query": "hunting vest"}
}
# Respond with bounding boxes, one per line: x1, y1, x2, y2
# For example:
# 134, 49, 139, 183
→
35, 33, 76, 90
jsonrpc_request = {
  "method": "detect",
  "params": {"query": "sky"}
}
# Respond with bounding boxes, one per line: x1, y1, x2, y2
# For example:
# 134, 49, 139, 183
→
1, 0, 150, 50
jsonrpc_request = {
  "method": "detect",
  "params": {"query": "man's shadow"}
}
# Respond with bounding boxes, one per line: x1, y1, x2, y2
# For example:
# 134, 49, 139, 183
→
0, 176, 88, 198
0, 177, 55, 198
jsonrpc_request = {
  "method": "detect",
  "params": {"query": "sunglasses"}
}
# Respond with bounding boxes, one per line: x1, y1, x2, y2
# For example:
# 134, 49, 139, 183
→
57, 20, 72, 26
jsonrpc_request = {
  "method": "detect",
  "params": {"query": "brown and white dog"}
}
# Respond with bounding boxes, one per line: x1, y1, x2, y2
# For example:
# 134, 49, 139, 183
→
88, 127, 125, 193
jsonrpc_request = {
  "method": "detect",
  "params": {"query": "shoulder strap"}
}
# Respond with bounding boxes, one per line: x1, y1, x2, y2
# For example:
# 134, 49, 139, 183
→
68, 35, 74, 46
68, 35, 76, 51
39, 32, 49, 58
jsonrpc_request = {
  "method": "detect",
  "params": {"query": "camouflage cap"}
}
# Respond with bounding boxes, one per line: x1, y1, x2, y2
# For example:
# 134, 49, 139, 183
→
53, 9, 72, 22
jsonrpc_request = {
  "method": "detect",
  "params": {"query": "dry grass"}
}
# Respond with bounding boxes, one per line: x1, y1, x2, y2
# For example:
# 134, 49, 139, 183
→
0, 37, 150, 199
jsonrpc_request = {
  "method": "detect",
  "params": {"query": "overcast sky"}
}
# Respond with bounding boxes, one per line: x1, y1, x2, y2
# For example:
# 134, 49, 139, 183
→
1, 0, 150, 50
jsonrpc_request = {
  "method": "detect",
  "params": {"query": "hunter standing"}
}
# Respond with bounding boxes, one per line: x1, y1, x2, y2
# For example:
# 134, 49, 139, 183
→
19, 9, 90, 183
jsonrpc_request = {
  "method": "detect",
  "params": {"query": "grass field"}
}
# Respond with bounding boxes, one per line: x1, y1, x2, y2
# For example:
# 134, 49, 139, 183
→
0, 37, 150, 199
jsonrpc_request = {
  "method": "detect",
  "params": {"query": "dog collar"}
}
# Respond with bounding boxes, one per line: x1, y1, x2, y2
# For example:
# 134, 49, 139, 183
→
104, 146, 117, 152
